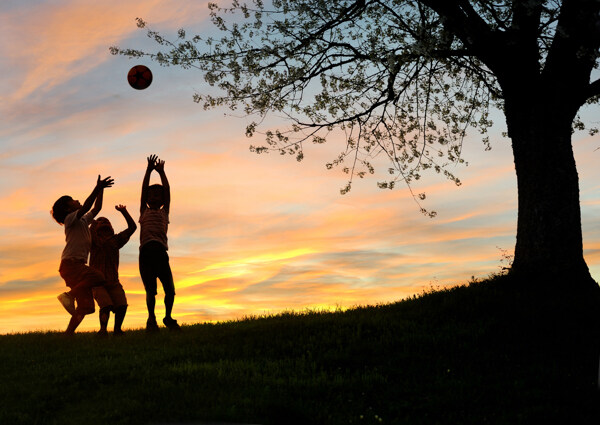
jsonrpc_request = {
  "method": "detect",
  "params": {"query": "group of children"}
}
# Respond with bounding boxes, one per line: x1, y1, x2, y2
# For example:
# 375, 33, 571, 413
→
51, 155, 179, 335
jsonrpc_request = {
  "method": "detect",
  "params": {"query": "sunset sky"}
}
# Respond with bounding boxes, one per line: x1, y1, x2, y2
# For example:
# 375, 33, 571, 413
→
1, 0, 599, 334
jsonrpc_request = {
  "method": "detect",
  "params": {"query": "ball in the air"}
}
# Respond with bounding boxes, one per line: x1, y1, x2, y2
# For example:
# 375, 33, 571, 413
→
127, 65, 153, 90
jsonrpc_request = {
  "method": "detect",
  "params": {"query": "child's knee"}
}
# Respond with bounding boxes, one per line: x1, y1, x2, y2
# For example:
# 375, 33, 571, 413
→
162, 280, 175, 297
115, 305, 128, 314
75, 296, 96, 315
76, 304, 95, 315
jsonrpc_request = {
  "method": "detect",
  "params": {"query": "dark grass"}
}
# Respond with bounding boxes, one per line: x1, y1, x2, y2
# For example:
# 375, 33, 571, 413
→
1, 274, 599, 425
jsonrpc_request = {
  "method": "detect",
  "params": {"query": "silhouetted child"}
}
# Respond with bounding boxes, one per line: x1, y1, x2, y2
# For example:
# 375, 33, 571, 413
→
139, 155, 180, 331
51, 175, 114, 334
90, 204, 137, 336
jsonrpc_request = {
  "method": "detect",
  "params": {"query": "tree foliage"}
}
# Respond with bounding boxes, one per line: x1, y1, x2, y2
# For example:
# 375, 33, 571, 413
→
110, 0, 600, 217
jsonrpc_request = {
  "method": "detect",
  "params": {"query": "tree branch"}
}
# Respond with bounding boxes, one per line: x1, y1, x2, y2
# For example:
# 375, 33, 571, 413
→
586, 79, 600, 100
417, 0, 505, 68
543, 0, 600, 94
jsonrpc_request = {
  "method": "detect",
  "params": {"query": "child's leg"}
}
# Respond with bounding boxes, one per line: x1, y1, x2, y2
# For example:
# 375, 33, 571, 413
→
140, 247, 161, 332
146, 292, 156, 319
159, 264, 180, 330
99, 307, 111, 333
157, 256, 175, 320
58, 260, 80, 315
66, 312, 85, 335
67, 286, 95, 333
144, 294, 159, 332
110, 285, 128, 334
161, 269, 175, 319
93, 286, 112, 334
139, 248, 159, 321
113, 305, 127, 333
164, 293, 174, 319
60, 260, 104, 333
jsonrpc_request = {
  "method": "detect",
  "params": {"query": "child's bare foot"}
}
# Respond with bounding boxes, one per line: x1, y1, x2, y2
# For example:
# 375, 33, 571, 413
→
57, 292, 75, 315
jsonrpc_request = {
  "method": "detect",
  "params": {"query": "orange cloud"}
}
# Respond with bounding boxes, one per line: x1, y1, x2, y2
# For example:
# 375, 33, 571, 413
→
3, 0, 212, 102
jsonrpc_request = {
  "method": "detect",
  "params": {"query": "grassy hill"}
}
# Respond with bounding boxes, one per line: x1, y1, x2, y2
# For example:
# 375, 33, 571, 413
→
1, 274, 599, 425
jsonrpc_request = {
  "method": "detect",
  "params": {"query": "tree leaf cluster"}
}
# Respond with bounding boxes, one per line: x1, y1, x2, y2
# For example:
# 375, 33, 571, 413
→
110, 1, 600, 215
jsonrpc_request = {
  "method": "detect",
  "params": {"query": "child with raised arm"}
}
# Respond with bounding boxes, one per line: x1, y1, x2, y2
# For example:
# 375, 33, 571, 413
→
90, 204, 137, 336
139, 154, 180, 332
51, 175, 113, 334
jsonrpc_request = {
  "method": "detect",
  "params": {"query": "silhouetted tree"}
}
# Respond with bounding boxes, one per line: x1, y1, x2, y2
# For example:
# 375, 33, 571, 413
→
112, 0, 600, 291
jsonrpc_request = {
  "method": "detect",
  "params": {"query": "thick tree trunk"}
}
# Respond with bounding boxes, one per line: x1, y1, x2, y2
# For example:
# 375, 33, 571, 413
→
508, 105, 600, 390
507, 102, 597, 292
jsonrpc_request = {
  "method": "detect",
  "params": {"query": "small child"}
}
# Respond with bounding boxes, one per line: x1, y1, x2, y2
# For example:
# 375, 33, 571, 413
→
139, 154, 180, 331
90, 204, 137, 336
51, 175, 113, 334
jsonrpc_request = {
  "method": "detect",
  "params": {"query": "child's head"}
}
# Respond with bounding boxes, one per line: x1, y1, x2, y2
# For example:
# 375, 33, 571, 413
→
51, 196, 81, 224
146, 184, 165, 208
91, 217, 114, 238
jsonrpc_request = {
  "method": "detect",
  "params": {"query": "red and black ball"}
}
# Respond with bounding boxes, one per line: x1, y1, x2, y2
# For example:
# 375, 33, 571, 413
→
127, 65, 153, 90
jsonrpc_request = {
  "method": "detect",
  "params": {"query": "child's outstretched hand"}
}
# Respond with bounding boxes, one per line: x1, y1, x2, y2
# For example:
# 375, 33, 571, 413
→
155, 159, 165, 172
147, 154, 158, 170
97, 175, 114, 189
115, 204, 127, 212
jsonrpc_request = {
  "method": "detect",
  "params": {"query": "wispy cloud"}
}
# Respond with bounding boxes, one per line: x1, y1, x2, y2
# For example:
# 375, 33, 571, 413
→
1, 0, 211, 102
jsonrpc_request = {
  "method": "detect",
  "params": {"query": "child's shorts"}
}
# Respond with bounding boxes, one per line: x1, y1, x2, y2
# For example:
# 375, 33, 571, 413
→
139, 241, 175, 296
59, 258, 105, 315
93, 282, 127, 309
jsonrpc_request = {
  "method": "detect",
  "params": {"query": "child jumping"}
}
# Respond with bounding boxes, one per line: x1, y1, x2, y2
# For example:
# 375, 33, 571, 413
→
139, 154, 180, 332
51, 175, 113, 334
90, 204, 137, 336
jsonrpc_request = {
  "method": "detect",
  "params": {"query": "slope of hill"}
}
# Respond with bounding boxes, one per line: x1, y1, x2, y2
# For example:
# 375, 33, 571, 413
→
0, 274, 598, 425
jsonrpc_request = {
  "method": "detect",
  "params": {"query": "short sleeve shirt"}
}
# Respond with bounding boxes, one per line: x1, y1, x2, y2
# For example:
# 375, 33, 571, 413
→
139, 208, 169, 250
90, 230, 131, 285
61, 210, 94, 262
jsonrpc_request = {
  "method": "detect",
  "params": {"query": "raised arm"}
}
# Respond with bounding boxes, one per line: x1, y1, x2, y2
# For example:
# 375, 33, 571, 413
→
115, 204, 137, 238
154, 158, 171, 214
77, 175, 113, 220
140, 154, 157, 214
89, 182, 104, 218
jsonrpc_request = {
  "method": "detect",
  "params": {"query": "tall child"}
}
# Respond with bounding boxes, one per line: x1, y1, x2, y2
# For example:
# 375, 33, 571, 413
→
51, 175, 114, 334
90, 204, 137, 336
139, 155, 180, 331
